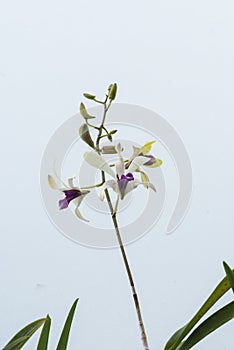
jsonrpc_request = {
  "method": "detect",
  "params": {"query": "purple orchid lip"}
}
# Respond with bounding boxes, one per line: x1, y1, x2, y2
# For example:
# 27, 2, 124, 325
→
120, 172, 134, 181
59, 189, 82, 210
118, 173, 134, 199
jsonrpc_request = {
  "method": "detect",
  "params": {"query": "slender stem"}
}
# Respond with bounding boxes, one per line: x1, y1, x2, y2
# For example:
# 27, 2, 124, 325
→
113, 194, 120, 215
104, 187, 150, 349
95, 99, 150, 350
86, 121, 100, 130
94, 98, 105, 104
96, 96, 111, 152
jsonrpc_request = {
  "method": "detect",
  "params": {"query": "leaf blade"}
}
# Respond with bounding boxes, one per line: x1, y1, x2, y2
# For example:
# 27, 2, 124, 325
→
164, 271, 233, 350
56, 299, 79, 350
3, 318, 46, 350
223, 261, 234, 294
36, 315, 51, 350
178, 301, 234, 350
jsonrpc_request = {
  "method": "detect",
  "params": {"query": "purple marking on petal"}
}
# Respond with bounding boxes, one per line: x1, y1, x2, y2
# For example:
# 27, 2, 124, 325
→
120, 173, 134, 181
118, 178, 129, 199
59, 189, 81, 210
59, 197, 69, 209
140, 154, 156, 166
118, 173, 134, 199
125, 172, 134, 181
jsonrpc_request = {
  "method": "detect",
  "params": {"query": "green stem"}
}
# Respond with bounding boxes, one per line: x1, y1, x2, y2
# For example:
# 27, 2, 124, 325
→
110, 211, 150, 350
96, 96, 111, 152
94, 98, 105, 104
95, 98, 150, 350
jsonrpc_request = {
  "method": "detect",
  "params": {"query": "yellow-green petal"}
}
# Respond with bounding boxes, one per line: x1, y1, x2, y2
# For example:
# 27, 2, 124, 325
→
139, 141, 156, 155
144, 158, 163, 168
140, 171, 150, 188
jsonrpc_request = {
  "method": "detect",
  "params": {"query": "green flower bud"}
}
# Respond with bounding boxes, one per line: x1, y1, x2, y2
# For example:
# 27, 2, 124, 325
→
83, 93, 96, 100
101, 145, 117, 154
80, 102, 95, 119
108, 83, 117, 100
79, 124, 95, 148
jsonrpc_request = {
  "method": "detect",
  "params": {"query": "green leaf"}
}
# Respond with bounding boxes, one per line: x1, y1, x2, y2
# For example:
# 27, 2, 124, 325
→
79, 124, 95, 149
80, 102, 95, 119
2, 336, 31, 350
164, 270, 234, 350
56, 299, 79, 350
178, 301, 234, 350
109, 130, 118, 135
107, 134, 112, 141
223, 262, 234, 294
83, 93, 96, 100
36, 315, 51, 350
3, 318, 46, 350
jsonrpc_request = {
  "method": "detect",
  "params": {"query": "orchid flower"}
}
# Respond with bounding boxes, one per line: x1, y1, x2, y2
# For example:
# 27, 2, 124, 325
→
127, 141, 162, 168
84, 143, 156, 201
48, 174, 90, 221
125, 141, 163, 187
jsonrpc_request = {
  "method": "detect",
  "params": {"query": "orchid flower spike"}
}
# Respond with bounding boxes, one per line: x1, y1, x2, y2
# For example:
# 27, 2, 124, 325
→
48, 174, 90, 221
84, 143, 156, 201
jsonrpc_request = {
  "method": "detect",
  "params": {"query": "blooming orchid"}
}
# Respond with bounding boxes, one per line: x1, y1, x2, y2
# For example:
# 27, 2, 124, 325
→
84, 143, 156, 201
48, 174, 90, 221
125, 141, 162, 187
127, 141, 162, 169
48, 83, 163, 350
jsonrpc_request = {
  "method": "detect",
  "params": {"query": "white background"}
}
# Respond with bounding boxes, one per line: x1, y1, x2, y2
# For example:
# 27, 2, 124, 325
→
1, 0, 234, 349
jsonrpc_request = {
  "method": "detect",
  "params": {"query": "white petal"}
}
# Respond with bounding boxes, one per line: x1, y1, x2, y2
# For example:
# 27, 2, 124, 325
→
48, 175, 59, 189
116, 157, 125, 177
116, 143, 122, 153
75, 206, 89, 222
98, 188, 105, 201
72, 191, 89, 207
139, 181, 157, 192
84, 151, 115, 178
73, 194, 89, 222
122, 179, 156, 198
115, 143, 125, 176
68, 176, 76, 188
73, 196, 83, 206
121, 179, 139, 198
128, 156, 150, 172
98, 180, 117, 201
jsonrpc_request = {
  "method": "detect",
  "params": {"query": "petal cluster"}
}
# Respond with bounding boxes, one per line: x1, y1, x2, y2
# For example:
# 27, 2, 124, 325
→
48, 141, 162, 222
84, 142, 158, 200
48, 175, 90, 221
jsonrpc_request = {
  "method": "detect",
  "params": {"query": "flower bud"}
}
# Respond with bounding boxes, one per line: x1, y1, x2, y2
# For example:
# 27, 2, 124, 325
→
83, 93, 96, 100
101, 145, 117, 154
108, 83, 117, 100
80, 102, 95, 119
79, 124, 95, 148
